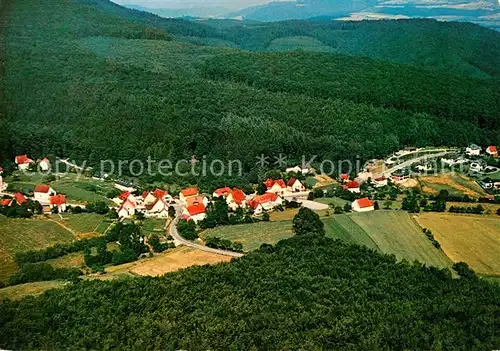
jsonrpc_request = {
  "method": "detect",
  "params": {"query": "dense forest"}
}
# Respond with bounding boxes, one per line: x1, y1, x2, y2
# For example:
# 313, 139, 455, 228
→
1, 235, 499, 350
0, 0, 499, 178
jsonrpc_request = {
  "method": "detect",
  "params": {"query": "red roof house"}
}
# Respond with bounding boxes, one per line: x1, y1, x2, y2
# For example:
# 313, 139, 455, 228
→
118, 191, 131, 201
15, 154, 33, 165
49, 195, 66, 205
181, 187, 199, 198
152, 188, 167, 199
486, 146, 498, 157
231, 188, 246, 205
340, 174, 349, 182
1, 198, 12, 206
352, 197, 374, 212
14, 192, 27, 205
186, 203, 206, 216
213, 187, 232, 197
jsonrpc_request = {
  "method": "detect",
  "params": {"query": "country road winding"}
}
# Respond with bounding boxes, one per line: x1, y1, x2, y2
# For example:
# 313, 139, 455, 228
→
168, 204, 244, 258
380, 150, 456, 177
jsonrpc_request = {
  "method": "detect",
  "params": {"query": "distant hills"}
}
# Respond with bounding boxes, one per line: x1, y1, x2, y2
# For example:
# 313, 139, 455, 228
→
125, 0, 500, 30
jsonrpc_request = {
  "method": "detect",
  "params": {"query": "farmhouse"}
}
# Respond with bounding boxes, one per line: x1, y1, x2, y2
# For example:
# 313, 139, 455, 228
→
486, 146, 498, 158
465, 143, 481, 156
33, 184, 56, 204
183, 203, 206, 223
344, 180, 360, 193
118, 198, 137, 218
39, 157, 51, 171
373, 176, 388, 187
351, 197, 374, 212
15, 154, 34, 170
49, 194, 67, 212
248, 192, 283, 215
180, 187, 199, 204
213, 187, 247, 210
287, 178, 306, 192
264, 179, 286, 195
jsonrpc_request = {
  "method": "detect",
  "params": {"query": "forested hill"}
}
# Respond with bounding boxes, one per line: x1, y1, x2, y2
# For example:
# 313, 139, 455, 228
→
0, 0, 499, 179
1, 235, 499, 350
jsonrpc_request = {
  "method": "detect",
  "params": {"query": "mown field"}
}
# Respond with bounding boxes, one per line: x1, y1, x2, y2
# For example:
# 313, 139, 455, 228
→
419, 174, 487, 197
0, 216, 76, 282
203, 210, 452, 269
0, 281, 67, 301
415, 213, 500, 275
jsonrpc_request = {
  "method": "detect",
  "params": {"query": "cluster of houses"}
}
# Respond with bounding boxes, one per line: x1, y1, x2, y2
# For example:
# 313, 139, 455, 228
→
465, 144, 498, 158
115, 188, 173, 219
14, 154, 51, 171
0, 183, 67, 213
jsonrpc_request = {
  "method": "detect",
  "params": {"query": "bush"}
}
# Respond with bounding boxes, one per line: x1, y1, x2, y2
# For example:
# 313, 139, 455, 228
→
177, 219, 198, 240
204, 236, 243, 252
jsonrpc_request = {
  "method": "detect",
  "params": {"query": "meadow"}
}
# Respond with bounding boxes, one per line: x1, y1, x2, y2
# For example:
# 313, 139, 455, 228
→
0, 216, 76, 282
418, 174, 487, 197
415, 213, 500, 275
50, 213, 112, 237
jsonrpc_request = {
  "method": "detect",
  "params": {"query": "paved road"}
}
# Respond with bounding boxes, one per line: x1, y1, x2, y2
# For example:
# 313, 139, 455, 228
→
168, 204, 244, 258
380, 150, 456, 177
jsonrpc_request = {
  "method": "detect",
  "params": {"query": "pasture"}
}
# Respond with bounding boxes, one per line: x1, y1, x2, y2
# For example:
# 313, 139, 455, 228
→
50, 213, 112, 237
0, 281, 67, 301
0, 216, 76, 282
415, 213, 500, 275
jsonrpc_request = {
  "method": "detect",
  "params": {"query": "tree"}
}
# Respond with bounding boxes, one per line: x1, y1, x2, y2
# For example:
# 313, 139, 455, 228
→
334, 206, 343, 214
168, 205, 176, 218
343, 202, 351, 213
292, 207, 324, 236
496, 208, 500, 216
452, 262, 477, 280
383, 200, 392, 209
87, 201, 109, 214
374, 201, 379, 210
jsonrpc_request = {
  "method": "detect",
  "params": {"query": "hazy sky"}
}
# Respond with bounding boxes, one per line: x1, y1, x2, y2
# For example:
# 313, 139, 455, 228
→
112, 0, 278, 10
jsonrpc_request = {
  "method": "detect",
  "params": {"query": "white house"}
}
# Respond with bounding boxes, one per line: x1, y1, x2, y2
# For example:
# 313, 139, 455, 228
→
466, 143, 481, 156
264, 179, 287, 196
39, 157, 51, 172
286, 165, 312, 175
182, 202, 206, 223
286, 178, 306, 192
352, 198, 375, 212
118, 199, 137, 218
34, 184, 56, 204
470, 162, 484, 172
415, 164, 432, 172
344, 181, 360, 193
373, 176, 388, 188
248, 192, 283, 215
15, 154, 34, 171
0, 168, 6, 192
486, 145, 498, 158
144, 198, 169, 218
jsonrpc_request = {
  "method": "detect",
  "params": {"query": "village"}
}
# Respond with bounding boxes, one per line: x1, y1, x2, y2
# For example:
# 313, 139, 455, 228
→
0, 143, 499, 297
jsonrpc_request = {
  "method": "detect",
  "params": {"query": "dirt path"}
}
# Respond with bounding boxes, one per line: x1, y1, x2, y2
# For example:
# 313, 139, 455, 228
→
47, 218, 78, 237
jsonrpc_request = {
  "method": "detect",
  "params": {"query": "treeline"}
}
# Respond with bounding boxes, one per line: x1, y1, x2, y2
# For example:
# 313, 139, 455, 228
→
7, 263, 81, 286
1, 235, 499, 349
204, 236, 243, 252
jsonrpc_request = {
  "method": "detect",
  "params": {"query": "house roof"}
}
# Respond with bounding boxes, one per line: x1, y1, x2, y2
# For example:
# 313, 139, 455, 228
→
120, 199, 136, 210
374, 177, 387, 182
187, 203, 205, 216
340, 174, 349, 180
15, 192, 27, 205
213, 187, 232, 196
487, 146, 498, 153
34, 184, 51, 193
249, 192, 279, 209
468, 143, 481, 150
231, 188, 246, 204
141, 191, 150, 199
287, 177, 297, 186
1, 198, 12, 206
264, 179, 286, 189
15, 154, 33, 165
346, 181, 360, 189
152, 188, 167, 199
41, 157, 50, 163
355, 197, 373, 208
263, 178, 275, 188
49, 195, 66, 205
186, 196, 206, 207
119, 191, 131, 201
181, 187, 198, 197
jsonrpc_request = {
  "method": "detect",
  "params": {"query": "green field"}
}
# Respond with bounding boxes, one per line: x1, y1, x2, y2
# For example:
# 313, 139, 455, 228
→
314, 197, 350, 208
0, 216, 76, 282
349, 211, 452, 269
0, 281, 67, 301
50, 214, 112, 236
201, 221, 293, 252
203, 211, 452, 269
142, 219, 167, 237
